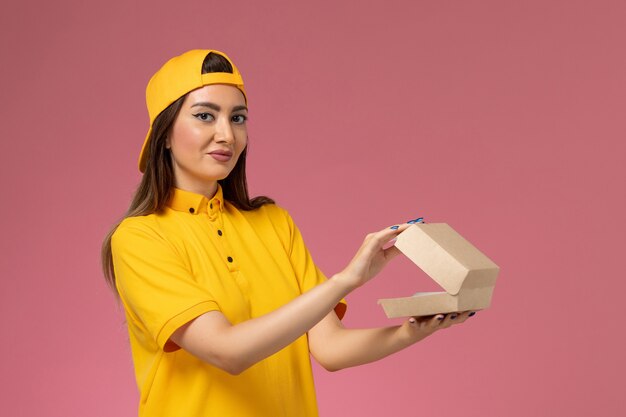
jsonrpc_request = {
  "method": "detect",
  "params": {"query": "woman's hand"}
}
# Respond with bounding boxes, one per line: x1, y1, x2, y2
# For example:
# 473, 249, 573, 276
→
335, 222, 413, 291
401, 311, 475, 344
308, 310, 477, 371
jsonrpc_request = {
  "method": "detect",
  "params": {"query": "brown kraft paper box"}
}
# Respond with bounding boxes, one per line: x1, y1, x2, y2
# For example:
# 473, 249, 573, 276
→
378, 223, 500, 318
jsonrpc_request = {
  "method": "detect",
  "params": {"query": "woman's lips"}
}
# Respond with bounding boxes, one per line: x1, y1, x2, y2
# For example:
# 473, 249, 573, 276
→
208, 152, 232, 162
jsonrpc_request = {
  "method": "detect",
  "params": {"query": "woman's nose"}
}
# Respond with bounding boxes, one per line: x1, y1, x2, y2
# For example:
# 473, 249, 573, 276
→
215, 117, 235, 143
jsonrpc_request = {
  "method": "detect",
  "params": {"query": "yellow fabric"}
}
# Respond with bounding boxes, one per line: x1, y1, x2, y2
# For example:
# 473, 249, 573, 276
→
111, 184, 346, 417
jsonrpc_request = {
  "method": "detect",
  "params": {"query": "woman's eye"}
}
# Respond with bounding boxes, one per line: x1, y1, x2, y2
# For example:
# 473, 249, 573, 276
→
193, 113, 214, 121
232, 115, 247, 124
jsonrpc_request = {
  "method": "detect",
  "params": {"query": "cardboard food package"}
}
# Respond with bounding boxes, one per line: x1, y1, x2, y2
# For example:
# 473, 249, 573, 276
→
378, 223, 500, 318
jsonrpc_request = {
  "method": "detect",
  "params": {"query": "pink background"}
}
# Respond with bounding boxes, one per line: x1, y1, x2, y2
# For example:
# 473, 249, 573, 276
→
1, 0, 625, 415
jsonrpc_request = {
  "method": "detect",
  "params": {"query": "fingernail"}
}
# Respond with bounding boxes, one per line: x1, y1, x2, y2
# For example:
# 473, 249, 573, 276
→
409, 318, 416, 324
469, 312, 476, 317
436, 315, 444, 321
450, 314, 458, 320
407, 220, 416, 224
415, 217, 424, 223
390, 225, 399, 230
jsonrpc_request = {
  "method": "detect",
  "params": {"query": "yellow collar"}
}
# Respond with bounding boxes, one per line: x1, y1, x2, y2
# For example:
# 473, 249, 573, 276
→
167, 184, 224, 215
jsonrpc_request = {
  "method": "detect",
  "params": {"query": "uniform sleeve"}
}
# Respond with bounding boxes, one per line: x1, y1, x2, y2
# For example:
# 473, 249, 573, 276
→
111, 220, 221, 351
281, 208, 347, 320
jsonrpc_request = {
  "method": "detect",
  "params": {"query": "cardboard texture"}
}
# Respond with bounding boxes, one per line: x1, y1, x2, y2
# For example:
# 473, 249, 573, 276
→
378, 223, 499, 318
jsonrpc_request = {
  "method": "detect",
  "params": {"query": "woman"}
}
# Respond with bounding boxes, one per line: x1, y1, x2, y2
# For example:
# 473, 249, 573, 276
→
102, 49, 473, 417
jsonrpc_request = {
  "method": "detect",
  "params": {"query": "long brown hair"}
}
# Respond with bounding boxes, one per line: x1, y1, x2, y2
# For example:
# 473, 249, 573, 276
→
101, 52, 274, 293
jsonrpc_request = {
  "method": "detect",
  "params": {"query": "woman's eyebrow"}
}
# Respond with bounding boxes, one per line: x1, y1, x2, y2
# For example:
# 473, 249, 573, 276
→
191, 102, 248, 112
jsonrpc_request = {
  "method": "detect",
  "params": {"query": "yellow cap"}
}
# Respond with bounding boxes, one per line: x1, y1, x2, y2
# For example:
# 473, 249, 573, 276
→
138, 49, 246, 172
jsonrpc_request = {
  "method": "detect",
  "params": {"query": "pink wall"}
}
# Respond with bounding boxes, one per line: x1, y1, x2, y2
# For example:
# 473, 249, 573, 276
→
1, 0, 624, 415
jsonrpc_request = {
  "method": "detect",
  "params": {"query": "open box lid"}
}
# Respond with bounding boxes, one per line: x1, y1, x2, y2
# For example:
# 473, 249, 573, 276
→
394, 223, 499, 296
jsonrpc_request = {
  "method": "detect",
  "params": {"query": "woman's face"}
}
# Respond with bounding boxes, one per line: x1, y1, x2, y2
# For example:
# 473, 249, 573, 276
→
167, 84, 248, 195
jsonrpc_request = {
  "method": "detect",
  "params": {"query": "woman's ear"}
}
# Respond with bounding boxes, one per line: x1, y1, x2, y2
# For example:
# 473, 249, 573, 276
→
165, 136, 171, 149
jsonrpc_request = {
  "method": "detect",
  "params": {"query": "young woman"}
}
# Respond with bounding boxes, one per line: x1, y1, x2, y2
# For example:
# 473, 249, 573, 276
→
102, 49, 473, 417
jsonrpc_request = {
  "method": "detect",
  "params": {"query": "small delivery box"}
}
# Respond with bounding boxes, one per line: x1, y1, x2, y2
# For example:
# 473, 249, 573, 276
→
378, 223, 500, 318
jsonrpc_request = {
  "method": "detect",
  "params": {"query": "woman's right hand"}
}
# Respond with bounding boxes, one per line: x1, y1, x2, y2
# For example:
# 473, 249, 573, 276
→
336, 222, 414, 291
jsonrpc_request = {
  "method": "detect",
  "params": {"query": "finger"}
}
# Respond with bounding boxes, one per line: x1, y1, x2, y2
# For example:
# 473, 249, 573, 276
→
373, 223, 412, 244
408, 316, 432, 329
416, 314, 445, 330
385, 222, 412, 235
439, 312, 460, 328
449, 311, 468, 325
387, 216, 424, 233
360, 224, 409, 253
382, 245, 401, 260
408, 315, 435, 327
427, 314, 445, 328
454, 311, 475, 324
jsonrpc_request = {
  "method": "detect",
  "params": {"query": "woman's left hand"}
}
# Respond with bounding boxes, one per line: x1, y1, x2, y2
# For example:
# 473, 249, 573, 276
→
401, 311, 475, 344
308, 310, 477, 371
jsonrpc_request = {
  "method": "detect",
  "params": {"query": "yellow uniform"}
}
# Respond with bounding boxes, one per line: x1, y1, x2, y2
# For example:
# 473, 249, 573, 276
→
111, 184, 346, 416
